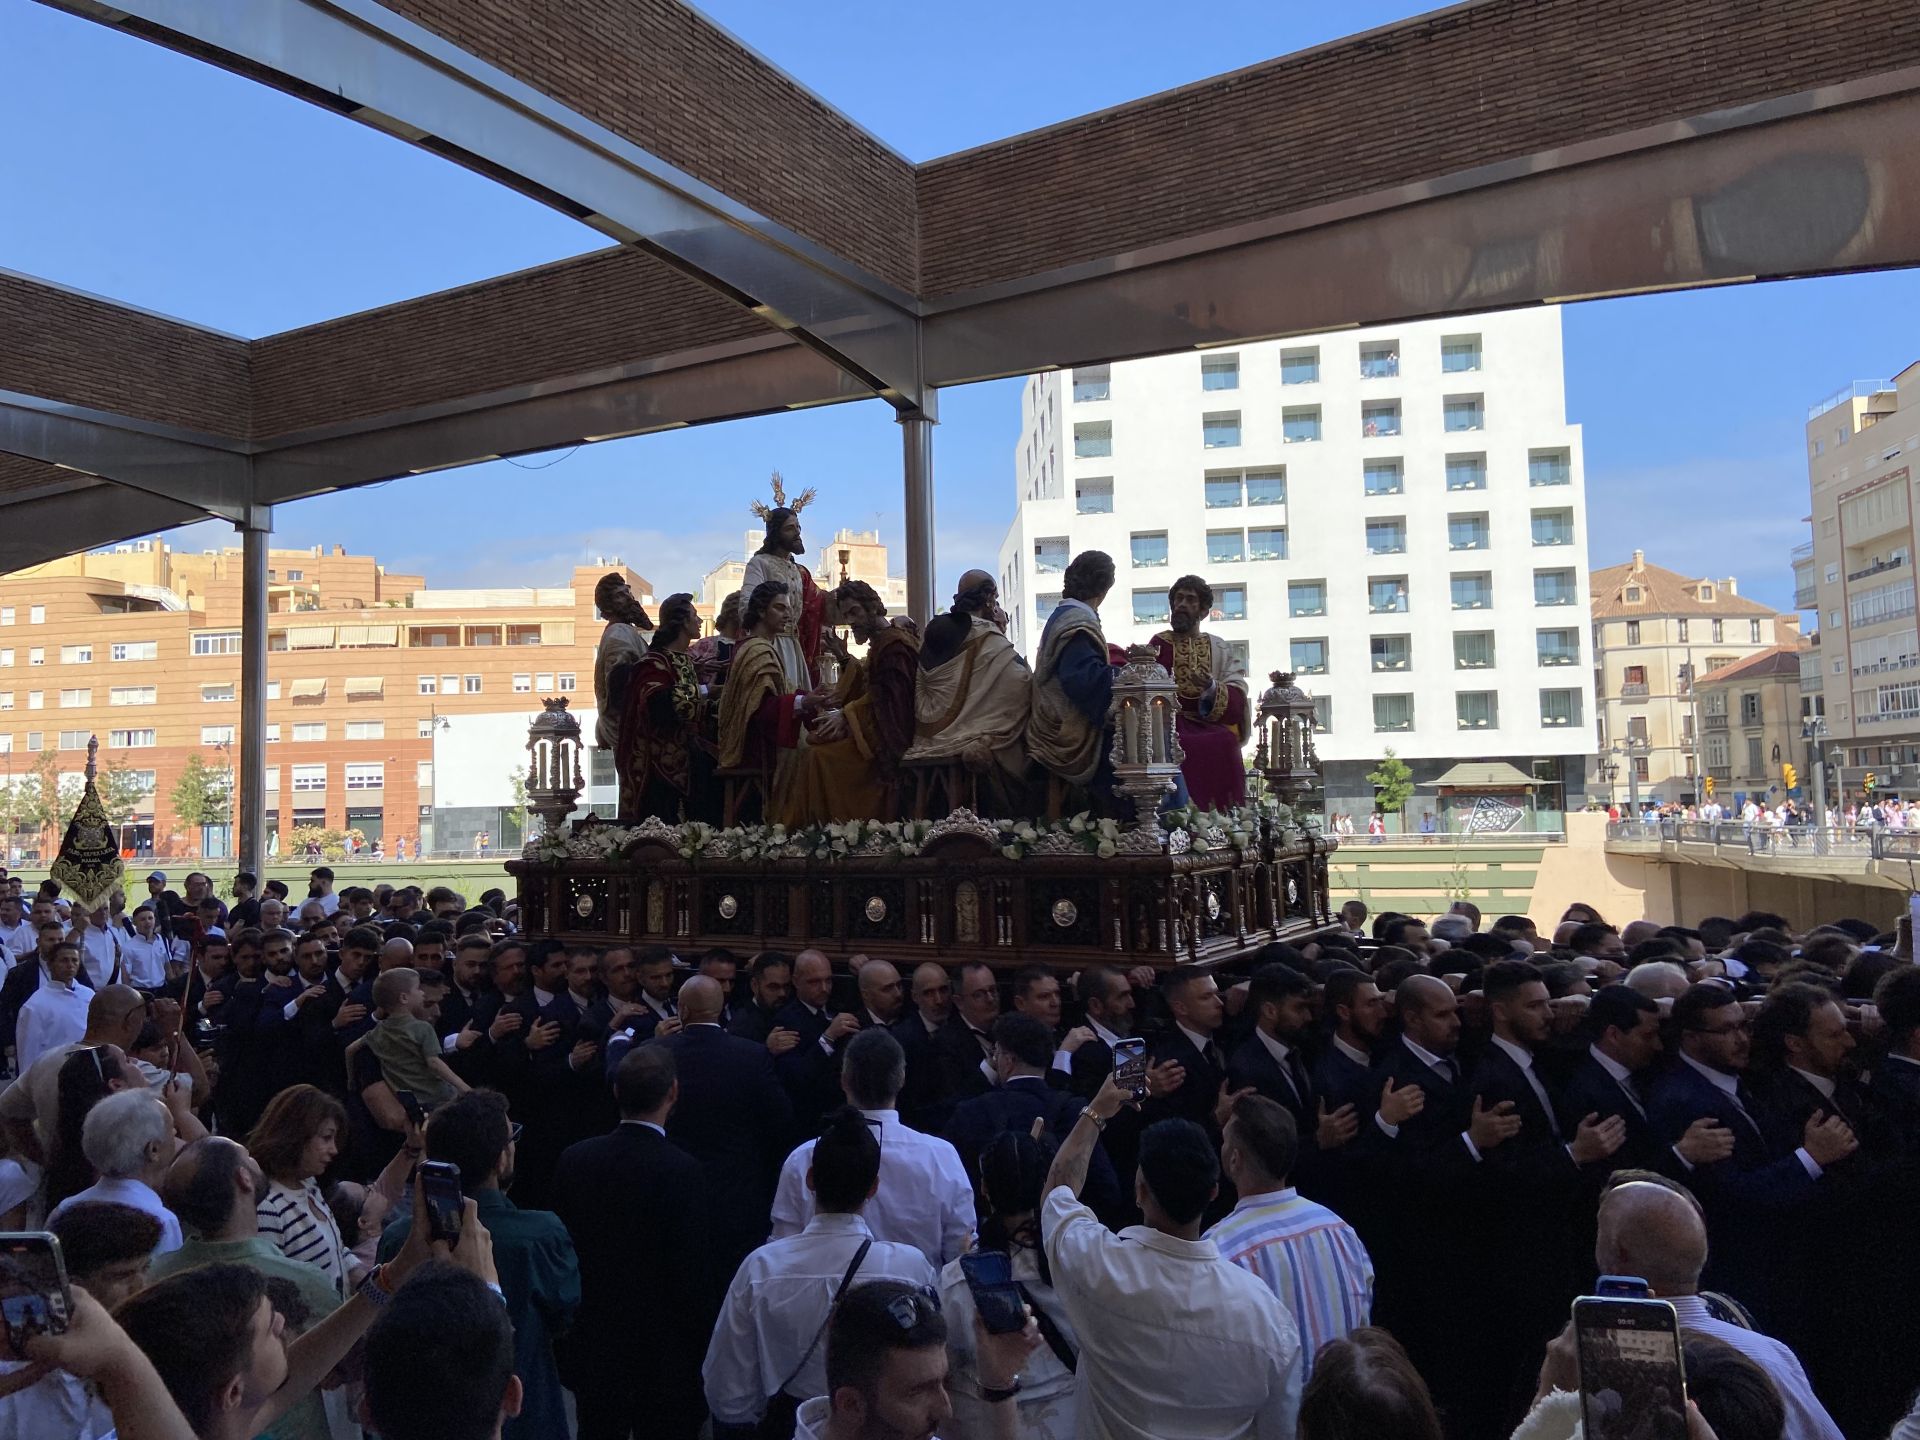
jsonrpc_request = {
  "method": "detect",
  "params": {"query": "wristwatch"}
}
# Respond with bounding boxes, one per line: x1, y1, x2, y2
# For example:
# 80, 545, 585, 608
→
980, 1376, 1023, 1404
356, 1264, 396, 1308
1083, 1109, 1109, 1132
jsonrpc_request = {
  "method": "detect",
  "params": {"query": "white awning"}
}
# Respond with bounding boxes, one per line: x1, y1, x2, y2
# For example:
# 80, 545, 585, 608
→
287, 626, 335, 650
345, 675, 385, 699
289, 678, 327, 700
338, 624, 398, 648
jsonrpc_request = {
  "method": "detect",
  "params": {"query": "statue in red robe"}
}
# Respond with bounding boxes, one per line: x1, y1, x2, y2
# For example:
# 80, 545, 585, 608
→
1151, 574, 1250, 810
614, 594, 715, 823
742, 475, 826, 690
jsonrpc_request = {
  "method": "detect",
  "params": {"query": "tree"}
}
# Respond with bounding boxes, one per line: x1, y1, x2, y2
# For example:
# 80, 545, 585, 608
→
1366, 748, 1415, 820
19, 751, 62, 855
169, 755, 233, 857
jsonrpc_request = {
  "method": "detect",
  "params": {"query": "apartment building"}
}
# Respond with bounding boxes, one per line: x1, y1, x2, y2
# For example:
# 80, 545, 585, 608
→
1590, 552, 1798, 806
997, 306, 1596, 826
0, 542, 648, 859
700, 526, 907, 621
1690, 646, 1806, 806
1796, 361, 1920, 793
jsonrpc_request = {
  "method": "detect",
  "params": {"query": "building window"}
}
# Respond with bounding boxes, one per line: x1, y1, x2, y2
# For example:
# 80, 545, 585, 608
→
1711, 618, 1725, 643
1362, 401, 1401, 438
1366, 518, 1407, 555
0, 610, 10, 625
1363, 460, 1403, 496
1034, 537, 1068, 573
1075, 476, 1114, 514
463, 675, 483, 694
417, 719, 435, 739
1035, 593, 1061, 628
1281, 348, 1319, 385
1676, 619, 1689, 642
27, 650, 42, 667
58, 730, 88, 751
345, 720, 385, 740
417, 675, 435, 695
1282, 407, 1321, 444
109, 686, 156, 706
1541, 689, 1582, 727
1451, 573, 1493, 610
536, 673, 555, 692
201, 725, 235, 745
1207, 530, 1245, 565
1531, 509, 1575, 546
1201, 354, 1239, 391
1457, 692, 1498, 730
1291, 638, 1329, 674
558, 673, 577, 692
291, 764, 326, 792
1443, 395, 1485, 432
1373, 694, 1414, 732
1528, 449, 1572, 486
1213, 586, 1247, 621
1289, 581, 1326, 618
1312, 697, 1333, 733
1446, 453, 1487, 491
1537, 629, 1579, 666
1739, 692, 1762, 724
266, 724, 281, 743
1369, 577, 1409, 614
1745, 736, 1764, 775
1749, 619, 1762, 643
0, 693, 10, 710
110, 642, 157, 662
1534, 569, 1577, 606
1625, 620, 1641, 646
58, 689, 90, 708
513, 674, 532, 693
26, 692, 42, 711
1359, 342, 1399, 379
1247, 526, 1287, 561
1071, 366, 1109, 403
267, 680, 281, 700
345, 763, 385, 791
1455, 632, 1496, 669
27, 607, 44, 625
191, 631, 242, 656
1448, 514, 1489, 551
1073, 421, 1112, 458
1371, 635, 1411, 672
1202, 411, 1241, 449
59, 646, 91, 665
1246, 469, 1285, 506
291, 722, 325, 742
1204, 473, 1241, 509
0, 651, 10, 667
1441, 335, 1482, 372
1130, 533, 1169, 569
1132, 590, 1170, 626
200, 683, 235, 703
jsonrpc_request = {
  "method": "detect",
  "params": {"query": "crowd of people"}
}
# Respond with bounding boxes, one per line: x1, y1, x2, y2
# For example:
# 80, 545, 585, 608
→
0, 857, 1917, 1440
1612, 794, 1920, 840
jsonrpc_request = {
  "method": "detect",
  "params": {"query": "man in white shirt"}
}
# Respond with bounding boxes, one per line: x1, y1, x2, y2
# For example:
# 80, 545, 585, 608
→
707, 1107, 935, 1435
1594, 1179, 1842, 1440
0, 893, 33, 965
307, 866, 341, 917
1042, 1072, 1302, 1439
46, 1088, 183, 1254
15, 940, 91, 1076
771, 1028, 974, 1268
119, 905, 173, 991
69, 904, 122, 991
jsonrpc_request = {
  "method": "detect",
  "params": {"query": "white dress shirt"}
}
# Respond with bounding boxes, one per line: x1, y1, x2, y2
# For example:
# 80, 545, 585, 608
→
0, 1364, 114, 1440
48, 1175, 182, 1254
119, 931, 174, 989
1666, 1296, 1843, 1440
703, 1211, 934, 1424
0, 922, 34, 964
74, 928, 120, 990
1042, 1186, 1301, 1440
14, 979, 88, 1076
771, 1108, 974, 1268
942, 1242, 1080, 1440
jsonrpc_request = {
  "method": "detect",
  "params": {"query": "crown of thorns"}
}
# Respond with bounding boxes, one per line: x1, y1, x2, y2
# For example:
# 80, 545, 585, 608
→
749, 471, 816, 521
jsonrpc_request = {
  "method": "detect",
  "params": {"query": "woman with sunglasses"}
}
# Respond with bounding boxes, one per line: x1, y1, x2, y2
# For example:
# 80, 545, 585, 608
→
248, 1083, 362, 1297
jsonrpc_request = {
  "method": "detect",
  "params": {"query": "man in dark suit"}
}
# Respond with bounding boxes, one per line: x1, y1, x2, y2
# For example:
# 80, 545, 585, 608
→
552, 1046, 712, 1440
892, 962, 953, 1131
727, 950, 793, 1047
1228, 963, 1359, 1196
773, 949, 860, 1126
1312, 968, 1387, 1116
257, 931, 355, 1095
1066, 964, 1136, 1099
1145, 967, 1229, 1140
623, 946, 682, 1045
652, 975, 793, 1283
1871, 965, 1920, 1133
932, 960, 1000, 1107
1567, 985, 1734, 1178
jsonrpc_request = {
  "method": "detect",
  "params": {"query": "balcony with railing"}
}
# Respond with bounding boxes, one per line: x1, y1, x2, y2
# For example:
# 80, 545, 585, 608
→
1619, 681, 1650, 698
1808, 380, 1894, 421
1849, 554, 1907, 583
1703, 712, 1729, 729
1791, 540, 1815, 564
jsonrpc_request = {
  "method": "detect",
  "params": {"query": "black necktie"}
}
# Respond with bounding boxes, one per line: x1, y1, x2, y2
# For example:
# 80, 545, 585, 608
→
1618, 1074, 1648, 1121
1440, 1057, 1459, 1086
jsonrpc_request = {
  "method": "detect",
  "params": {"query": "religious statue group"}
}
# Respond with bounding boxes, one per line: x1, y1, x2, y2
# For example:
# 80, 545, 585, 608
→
596, 481, 1251, 830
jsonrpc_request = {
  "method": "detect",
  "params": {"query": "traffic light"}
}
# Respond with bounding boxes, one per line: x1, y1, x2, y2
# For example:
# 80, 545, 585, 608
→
1703, 775, 1715, 798
1865, 772, 1878, 794
1782, 762, 1797, 792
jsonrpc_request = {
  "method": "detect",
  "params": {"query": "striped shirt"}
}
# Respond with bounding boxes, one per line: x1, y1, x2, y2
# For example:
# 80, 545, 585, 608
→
256, 1179, 350, 1297
1204, 1187, 1374, 1377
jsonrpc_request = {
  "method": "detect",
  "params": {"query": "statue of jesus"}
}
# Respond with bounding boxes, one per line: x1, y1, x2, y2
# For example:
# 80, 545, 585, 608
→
740, 474, 825, 691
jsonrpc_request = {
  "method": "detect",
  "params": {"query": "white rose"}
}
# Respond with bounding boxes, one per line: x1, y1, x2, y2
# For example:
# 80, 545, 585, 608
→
1096, 839, 1117, 858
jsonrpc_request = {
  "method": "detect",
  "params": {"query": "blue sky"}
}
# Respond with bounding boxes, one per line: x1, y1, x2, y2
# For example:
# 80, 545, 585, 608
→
3, 0, 1917, 614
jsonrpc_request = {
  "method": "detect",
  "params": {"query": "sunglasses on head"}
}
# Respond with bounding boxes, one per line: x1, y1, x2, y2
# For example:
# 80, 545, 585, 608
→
882, 1285, 942, 1331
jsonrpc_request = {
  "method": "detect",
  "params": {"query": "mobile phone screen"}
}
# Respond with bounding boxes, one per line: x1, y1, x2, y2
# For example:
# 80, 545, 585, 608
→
959, 1251, 1027, 1335
1113, 1037, 1148, 1098
0, 1232, 70, 1357
395, 1090, 426, 1127
1573, 1297, 1687, 1440
418, 1163, 464, 1244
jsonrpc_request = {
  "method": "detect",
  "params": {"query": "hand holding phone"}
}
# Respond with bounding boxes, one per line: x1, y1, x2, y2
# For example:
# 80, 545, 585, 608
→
1572, 1295, 1688, 1440
1112, 1037, 1148, 1100
0, 1233, 71, 1359
959, 1250, 1028, 1335
418, 1161, 464, 1246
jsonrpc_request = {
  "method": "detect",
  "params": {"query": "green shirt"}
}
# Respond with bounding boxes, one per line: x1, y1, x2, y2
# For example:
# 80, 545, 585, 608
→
379, 1188, 581, 1440
148, 1235, 342, 1440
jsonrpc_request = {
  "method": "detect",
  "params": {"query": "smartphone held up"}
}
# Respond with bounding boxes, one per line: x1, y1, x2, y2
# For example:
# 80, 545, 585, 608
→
1572, 1294, 1688, 1440
0, 1232, 71, 1357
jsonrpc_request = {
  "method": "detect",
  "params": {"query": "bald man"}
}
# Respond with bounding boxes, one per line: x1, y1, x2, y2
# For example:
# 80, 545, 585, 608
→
891, 963, 955, 1130
856, 959, 905, 1028
1594, 1181, 1841, 1440
650, 973, 794, 1279
773, 950, 859, 1127
378, 935, 416, 973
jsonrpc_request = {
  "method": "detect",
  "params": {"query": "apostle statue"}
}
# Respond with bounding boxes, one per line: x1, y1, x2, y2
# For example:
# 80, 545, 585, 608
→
613, 594, 716, 824
689, 588, 742, 688
740, 474, 826, 691
780, 581, 920, 825
902, 569, 1031, 809
1029, 551, 1126, 814
716, 580, 831, 820
591, 571, 654, 756
1151, 574, 1250, 810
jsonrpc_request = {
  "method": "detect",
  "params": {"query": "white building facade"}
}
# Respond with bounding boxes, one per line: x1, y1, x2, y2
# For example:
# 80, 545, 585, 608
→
997, 306, 1597, 828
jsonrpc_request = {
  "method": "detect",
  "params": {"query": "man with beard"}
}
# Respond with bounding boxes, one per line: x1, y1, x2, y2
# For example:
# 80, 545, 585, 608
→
615, 593, 716, 823
1150, 573, 1250, 810
1029, 550, 1123, 814
901, 570, 1031, 812
741, 478, 827, 690
592, 571, 654, 774
782, 580, 919, 825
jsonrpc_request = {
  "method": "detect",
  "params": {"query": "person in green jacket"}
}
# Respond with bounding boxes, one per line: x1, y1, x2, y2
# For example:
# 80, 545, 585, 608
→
377, 1088, 581, 1440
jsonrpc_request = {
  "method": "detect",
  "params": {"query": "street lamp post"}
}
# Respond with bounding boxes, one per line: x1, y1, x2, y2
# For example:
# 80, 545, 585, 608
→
1804, 716, 1829, 853
1600, 757, 1620, 809
427, 707, 450, 859
1613, 739, 1646, 818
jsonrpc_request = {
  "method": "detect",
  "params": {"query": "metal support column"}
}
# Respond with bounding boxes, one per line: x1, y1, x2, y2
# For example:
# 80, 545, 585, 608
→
899, 401, 938, 625
236, 509, 272, 875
